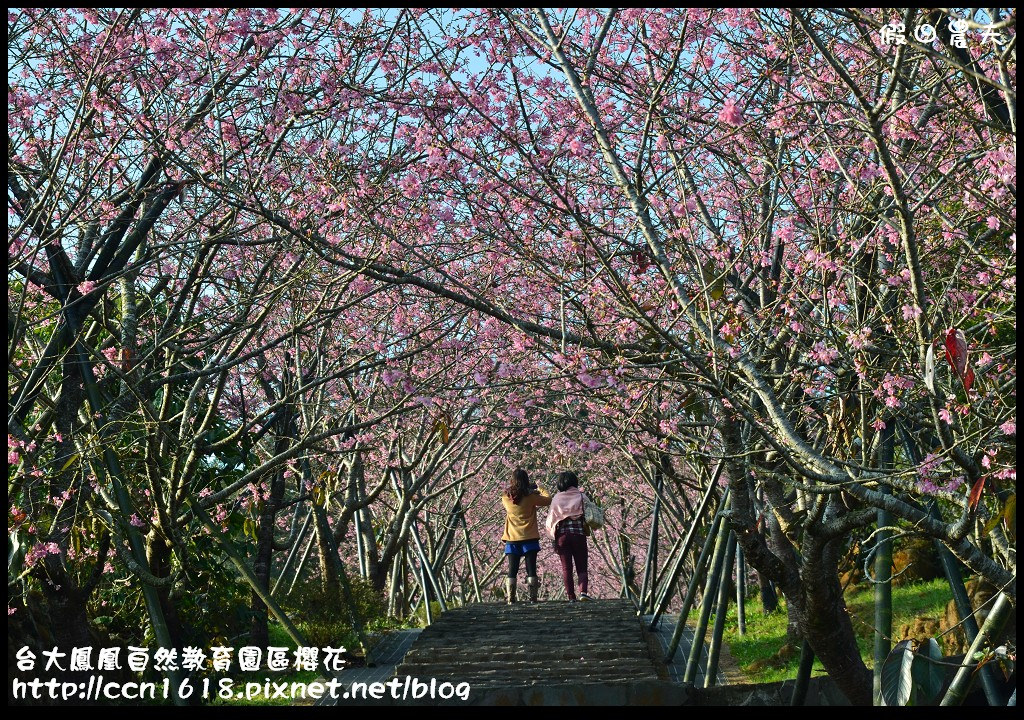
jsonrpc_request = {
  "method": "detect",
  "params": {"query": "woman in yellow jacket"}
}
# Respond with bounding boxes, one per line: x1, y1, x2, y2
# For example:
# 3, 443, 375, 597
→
501, 467, 551, 603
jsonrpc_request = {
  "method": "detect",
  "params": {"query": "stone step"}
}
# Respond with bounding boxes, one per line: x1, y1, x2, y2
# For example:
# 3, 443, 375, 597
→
403, 648, 651, 662
426, 620, 638, 626
414, 632, 642, 644
393, 599, 665, 700
416, 626, 642, 635
401, 658, 657, 672
424, 670, 661, 684
403, 670, 661, 681
421, 617, 636, 629
421, 602, 633, 616
427, 608, 633, 617
420, 627, 637, 635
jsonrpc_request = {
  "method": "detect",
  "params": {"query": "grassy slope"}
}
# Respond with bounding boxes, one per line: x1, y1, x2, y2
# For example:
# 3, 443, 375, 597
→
214, 613, 411, 706
723, 578, 952, 684
209, 624, 320, 706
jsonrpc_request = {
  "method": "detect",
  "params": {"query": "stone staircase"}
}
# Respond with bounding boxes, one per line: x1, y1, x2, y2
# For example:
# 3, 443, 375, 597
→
392, 599, 686, 704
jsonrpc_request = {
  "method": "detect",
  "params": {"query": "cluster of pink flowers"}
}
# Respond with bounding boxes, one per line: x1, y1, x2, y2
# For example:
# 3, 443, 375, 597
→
871, 373, 914, 410
847, 326, 873, 350
807, 342, 840, 366
718, 97, 743, 126
24, 542, 61, 568
901, 304, 922, 321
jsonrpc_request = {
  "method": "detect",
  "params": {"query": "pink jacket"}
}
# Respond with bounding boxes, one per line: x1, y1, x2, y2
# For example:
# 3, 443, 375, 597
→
545, 487, 586, 538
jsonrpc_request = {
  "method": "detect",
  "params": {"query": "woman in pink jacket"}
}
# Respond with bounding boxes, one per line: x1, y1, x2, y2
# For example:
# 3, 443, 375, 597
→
545, 470, 591, 602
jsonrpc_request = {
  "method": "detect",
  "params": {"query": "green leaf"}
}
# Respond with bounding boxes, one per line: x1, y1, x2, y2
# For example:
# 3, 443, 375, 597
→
983, 494, 1016, 538
701, 260, 724, 300
910, 638, 945, 705
1004, 494, 1016, 539
434, 418, 449, 445
880, 640, 915, 706
8, 531, 25, 573
58, 453, 80, 473
983, 509, 1004, 536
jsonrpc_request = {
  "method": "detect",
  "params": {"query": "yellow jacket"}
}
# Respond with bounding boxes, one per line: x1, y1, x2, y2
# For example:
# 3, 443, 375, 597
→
501, 489, 552, 542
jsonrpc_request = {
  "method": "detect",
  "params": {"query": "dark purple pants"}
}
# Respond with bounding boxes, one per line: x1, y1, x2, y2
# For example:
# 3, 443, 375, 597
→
555, 533, 588, 599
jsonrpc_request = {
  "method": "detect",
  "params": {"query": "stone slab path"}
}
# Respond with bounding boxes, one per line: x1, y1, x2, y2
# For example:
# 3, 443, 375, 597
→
317, 600, 731, 705
391, 599, 686, 704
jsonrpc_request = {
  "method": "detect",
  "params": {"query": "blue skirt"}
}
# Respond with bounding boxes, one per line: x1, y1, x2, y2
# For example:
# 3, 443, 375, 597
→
504, 539, 541, 555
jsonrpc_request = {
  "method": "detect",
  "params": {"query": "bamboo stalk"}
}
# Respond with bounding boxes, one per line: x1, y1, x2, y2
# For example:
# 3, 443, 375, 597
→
649, 479, 724, 629
735, 546, 746, 636
683, 512, 730, 683
285, 528, 317, 597
419, 558, 433, 625
665, 506, 724, 662
649, 533, 684, 604
940, 591, 1014, 706
873, 505, 893, 705
460, 508, 482, 603
273, 508, 311, 596
873, 426, 894, 705
411, 523, 448, 612
703, 532, 736, 687
353, 497, 367, 578
790, 640, 815, 706
639, 468, 664, 614
927, 503, 1002, 705
312, 502, 370, 653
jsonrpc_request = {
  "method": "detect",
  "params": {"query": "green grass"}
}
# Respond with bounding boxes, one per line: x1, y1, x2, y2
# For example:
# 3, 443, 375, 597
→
723, 578, 952, 684
411, 600, 446, 627
209, 669, 323, 707
208, 624, 324, 706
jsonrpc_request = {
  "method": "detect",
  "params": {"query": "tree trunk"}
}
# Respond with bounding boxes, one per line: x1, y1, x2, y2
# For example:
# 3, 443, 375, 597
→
764, 510, 801, 639
146, 528, 185, 648
758, 572, 779, 614
32, 357, 94, 668
800, 535, 873, 705
37, 560, 93, 652
313, 502, 340, 591
251, 465, 286, 646
250, 519, 273, 648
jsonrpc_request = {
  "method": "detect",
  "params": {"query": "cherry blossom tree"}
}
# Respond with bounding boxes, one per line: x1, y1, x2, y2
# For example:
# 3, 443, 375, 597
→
9, 8, 1014, 706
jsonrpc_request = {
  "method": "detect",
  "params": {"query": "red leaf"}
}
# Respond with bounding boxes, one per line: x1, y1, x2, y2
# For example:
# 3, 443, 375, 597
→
963, 367, 975, 392
968, 475, 987, 511
944, 328, 967, 378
